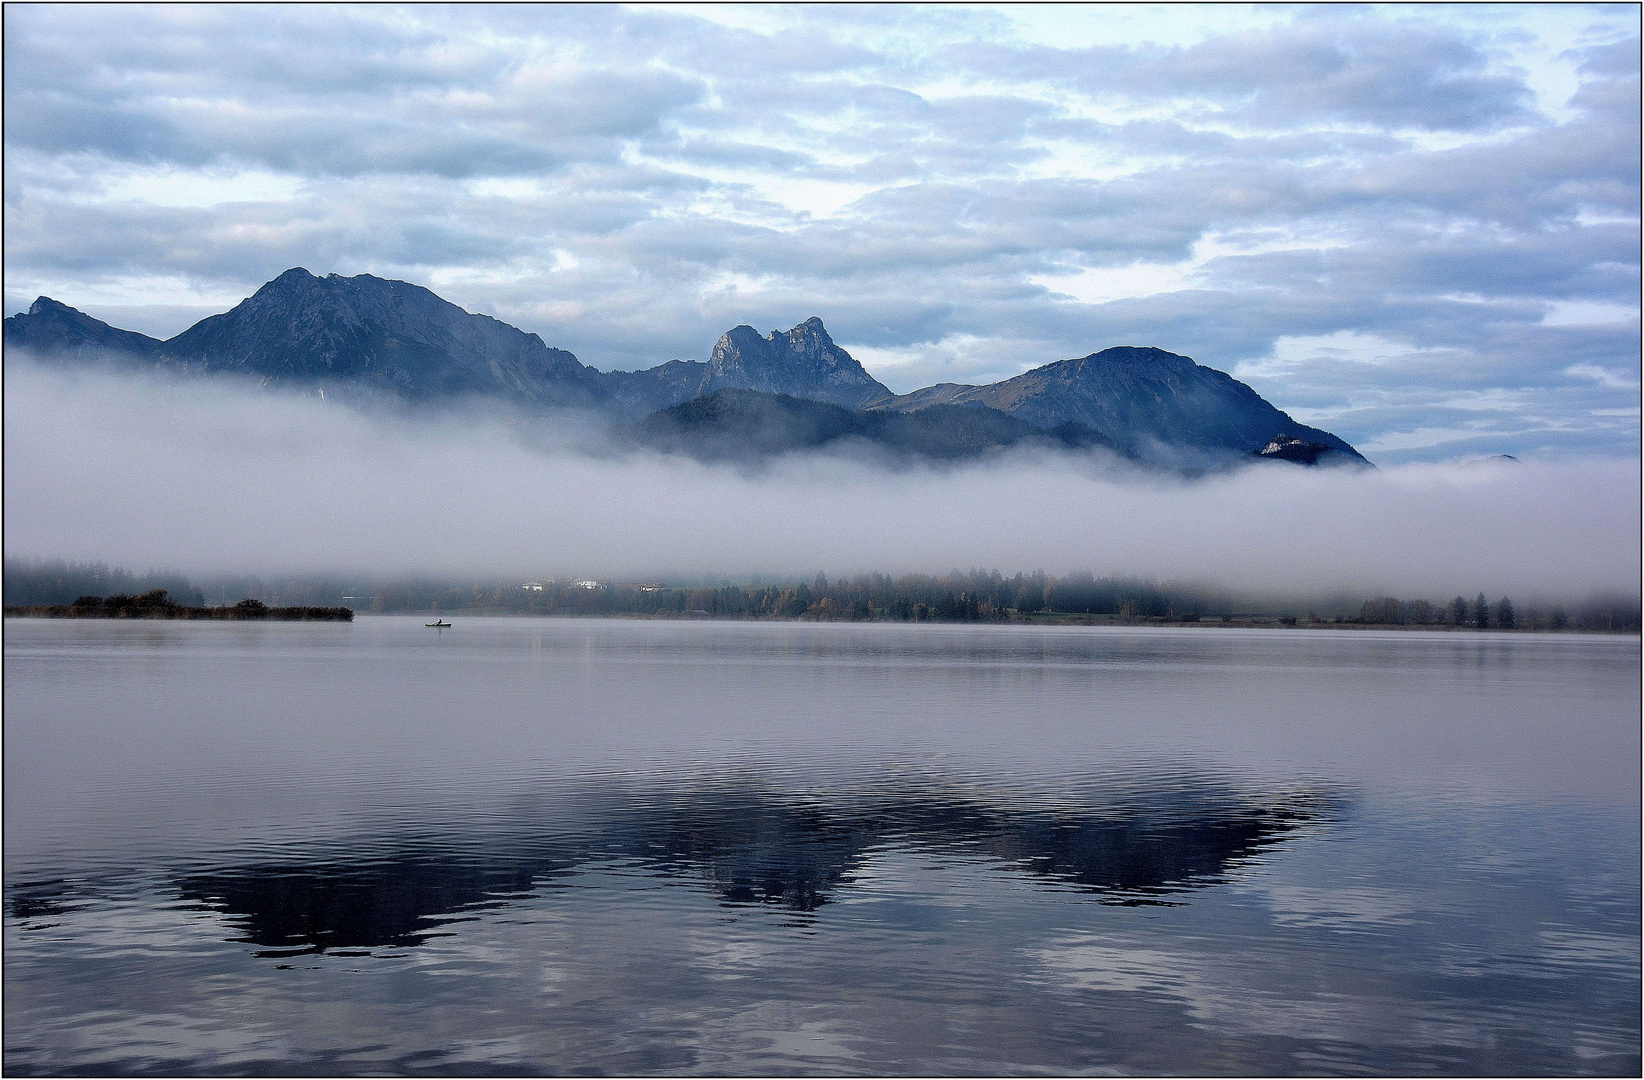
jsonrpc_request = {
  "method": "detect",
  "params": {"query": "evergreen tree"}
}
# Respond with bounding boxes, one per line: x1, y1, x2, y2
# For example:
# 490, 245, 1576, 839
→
1497, 597, 1515, 629
1474, 592, 1490, 629
1449, 595, 1468, 626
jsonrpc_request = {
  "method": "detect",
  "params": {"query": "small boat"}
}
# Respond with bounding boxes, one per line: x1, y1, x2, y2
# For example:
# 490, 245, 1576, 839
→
426, 619, 451, 628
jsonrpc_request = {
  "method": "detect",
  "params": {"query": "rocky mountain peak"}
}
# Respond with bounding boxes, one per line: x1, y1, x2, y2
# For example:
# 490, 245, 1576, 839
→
153, 269, 606, 408
30, 296, 72, 317
704, 318, 889, 409
5, 296, 163, 359
242, 266, 329, 303
1079, 346, 1197, 370
870, 343, 1366, 466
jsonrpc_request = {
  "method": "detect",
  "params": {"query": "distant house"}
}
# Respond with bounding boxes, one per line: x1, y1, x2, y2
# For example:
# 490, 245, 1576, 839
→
576, 580, 603, 590
522, 581, 546, 592
1256, 433, 1334, 465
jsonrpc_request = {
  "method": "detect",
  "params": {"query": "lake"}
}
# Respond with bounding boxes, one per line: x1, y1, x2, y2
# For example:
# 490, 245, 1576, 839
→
4, 617, 1639, 1075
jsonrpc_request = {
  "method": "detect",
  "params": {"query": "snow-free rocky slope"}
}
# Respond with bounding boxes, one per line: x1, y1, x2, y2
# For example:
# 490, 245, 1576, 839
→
5, 269, 1367, 465
159, 268, 609, 409
607, 317, 891, 413
633, 387, 1121, 464
862, 347, 1365, 465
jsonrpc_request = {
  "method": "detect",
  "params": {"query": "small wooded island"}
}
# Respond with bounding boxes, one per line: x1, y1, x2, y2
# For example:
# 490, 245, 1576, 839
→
5, 590, 352, 621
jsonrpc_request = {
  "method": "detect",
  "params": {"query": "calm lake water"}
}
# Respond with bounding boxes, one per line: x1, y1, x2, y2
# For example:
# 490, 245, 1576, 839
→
4, 617, 1639, 1075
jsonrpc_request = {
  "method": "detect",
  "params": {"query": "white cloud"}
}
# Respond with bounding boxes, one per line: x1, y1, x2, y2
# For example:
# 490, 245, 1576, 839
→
1029, 261, 1200, 304
94, 166, 307, 208
1565, 363, 1642, 390
1236, 332, 1463, 380
2, 4, 1639, 460
1543, 300, 1640, 327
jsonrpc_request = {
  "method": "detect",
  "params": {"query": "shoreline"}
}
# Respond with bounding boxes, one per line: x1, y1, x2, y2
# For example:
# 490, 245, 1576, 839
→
79, 609, 1626, 633
7, 608, 1631, 633
4, 604, 353, 621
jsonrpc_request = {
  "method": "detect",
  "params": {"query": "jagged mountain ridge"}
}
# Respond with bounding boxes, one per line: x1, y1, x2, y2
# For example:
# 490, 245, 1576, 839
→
4, 268, 1368, 465
703, 319, 890, 408
607, 317, 890, 412
5, 270, 608, 409
166, 268, 608, 409
5, 297, 166, 361
5, 270, 887, 417
634, 387, 1121, 464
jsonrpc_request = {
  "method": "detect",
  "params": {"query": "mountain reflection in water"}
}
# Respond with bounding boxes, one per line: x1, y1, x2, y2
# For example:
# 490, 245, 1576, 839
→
133, 776, 1335, 957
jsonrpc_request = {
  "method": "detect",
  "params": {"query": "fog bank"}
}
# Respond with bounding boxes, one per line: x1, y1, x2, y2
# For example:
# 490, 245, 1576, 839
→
4, 364, 1639, 598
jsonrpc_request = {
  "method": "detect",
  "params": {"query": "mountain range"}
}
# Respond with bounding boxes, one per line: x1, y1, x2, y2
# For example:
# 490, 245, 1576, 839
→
636, 388, 1119, 464
4, 267, 1368, 467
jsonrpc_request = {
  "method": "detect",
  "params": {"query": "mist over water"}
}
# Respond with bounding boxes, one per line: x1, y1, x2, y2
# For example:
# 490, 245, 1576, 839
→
4, 361, 1638, 598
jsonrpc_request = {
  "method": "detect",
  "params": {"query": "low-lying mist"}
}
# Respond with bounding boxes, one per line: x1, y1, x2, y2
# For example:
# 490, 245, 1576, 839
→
4, 362, 1639, 601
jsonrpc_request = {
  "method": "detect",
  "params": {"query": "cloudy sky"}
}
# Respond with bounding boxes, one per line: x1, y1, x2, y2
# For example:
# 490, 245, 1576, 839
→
4, 3, 1639, 462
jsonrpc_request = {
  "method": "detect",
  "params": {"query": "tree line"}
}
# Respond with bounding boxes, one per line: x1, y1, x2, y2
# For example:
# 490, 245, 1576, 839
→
370, 572, 1640, 630
368, 569, 1230, 623
3, 558, 204, 607
7, 559, 1637, 630
1350, 592, 1638, 631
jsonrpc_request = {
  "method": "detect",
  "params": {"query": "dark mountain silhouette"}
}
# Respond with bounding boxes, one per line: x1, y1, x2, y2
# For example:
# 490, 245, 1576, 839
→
864, 346, 1367, 465
163, 268, 611, 409
633, 387, 1122, 464
4, 270, 1368, 466
609, 317, 890, 413
5, 270, 610, 410
3, 297, 164, 362
606, 357, 716, 414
